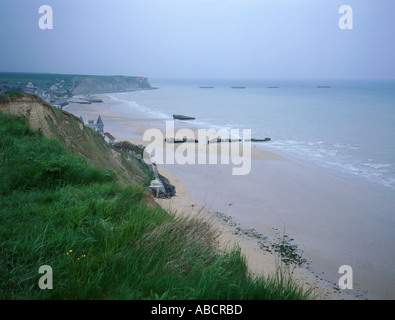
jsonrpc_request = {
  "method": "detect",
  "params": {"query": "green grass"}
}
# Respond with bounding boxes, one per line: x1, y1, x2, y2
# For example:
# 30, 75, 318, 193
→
0, 111, 311, 300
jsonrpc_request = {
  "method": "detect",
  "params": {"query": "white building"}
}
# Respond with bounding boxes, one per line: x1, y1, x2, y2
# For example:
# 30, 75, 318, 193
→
104, 132, 116, 144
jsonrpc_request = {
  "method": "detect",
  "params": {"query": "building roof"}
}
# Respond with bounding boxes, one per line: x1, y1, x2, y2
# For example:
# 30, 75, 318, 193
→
97, 115, 103, 124
104, 132, 116, 140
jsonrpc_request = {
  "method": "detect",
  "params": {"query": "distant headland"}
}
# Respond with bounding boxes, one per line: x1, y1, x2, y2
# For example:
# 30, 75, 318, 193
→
0, 72, 154, 108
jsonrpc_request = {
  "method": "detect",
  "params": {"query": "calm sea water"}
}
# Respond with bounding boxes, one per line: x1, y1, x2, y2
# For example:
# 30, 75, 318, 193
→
108, 79, 395, 190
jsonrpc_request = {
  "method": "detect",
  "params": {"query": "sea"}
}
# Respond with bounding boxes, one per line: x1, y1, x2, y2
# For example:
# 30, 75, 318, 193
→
106, 78, 395, 191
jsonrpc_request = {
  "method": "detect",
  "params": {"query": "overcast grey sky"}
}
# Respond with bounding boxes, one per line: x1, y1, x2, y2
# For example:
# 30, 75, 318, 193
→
0, 0, 394, 79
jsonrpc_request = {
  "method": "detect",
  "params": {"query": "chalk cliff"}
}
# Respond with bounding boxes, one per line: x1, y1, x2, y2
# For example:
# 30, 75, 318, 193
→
72, 76, 152, 95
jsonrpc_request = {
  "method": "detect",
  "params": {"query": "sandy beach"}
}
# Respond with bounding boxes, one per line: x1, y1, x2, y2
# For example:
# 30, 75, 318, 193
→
65, 94, 395, 300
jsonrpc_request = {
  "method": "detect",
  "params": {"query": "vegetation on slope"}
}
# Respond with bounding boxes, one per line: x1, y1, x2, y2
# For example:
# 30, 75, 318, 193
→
48, 107, 153, 187
0, 111, 310, 300
0, 93, 152, 187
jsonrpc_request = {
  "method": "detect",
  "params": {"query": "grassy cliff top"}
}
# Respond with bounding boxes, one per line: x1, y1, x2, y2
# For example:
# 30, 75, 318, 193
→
0, 93, 152, 187
0, 99, 311, 300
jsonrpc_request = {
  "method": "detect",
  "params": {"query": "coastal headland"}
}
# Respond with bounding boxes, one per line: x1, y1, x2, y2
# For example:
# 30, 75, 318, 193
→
0, 72, 155, 109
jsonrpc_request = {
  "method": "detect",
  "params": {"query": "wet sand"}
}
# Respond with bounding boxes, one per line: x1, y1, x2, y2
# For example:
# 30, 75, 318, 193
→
65, 94, 395, 300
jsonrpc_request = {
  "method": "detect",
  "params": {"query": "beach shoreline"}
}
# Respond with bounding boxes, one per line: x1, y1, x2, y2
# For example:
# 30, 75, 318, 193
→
64, 93, 395, 300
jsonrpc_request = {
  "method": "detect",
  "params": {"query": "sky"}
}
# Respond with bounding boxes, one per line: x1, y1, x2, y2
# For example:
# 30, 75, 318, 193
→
0, 0, 394, 80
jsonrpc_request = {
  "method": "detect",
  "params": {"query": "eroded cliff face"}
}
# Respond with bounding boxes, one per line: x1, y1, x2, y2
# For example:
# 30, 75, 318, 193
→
72, 76, 152, 95
0, 96, 56, 139
0, 96, 151, 187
